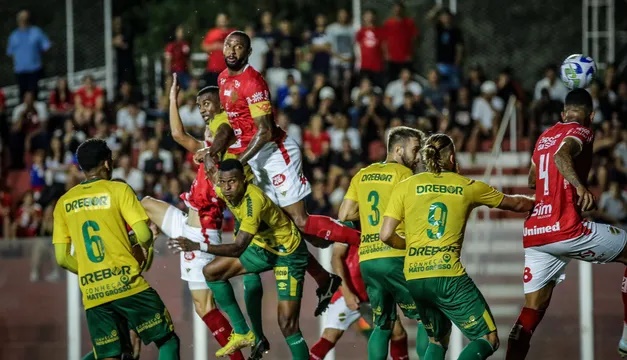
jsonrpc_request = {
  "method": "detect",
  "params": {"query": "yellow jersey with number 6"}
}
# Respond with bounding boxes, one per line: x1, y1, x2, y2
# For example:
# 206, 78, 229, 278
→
345, 162, 413, 262
52, 179, 150, 309
384, 172, 504, 280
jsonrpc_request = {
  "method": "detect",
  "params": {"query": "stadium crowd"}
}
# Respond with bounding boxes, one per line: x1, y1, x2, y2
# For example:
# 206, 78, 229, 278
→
1, 4, 626, 260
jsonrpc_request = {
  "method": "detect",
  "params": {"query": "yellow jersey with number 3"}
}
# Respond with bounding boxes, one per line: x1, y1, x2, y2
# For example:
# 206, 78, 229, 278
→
384, 172, 504, 280
345, 162, 413, 262
52, 179, 150, 309
216, 184, 302, 255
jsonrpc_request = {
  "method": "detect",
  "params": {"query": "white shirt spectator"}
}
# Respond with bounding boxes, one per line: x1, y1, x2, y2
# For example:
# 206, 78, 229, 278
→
112, 166, 145, 194
599, 190, 627, 222
116, 106, 146, 133
137, 149, 174, 174
329, 187, 346, 208
12, 101, 48, 124
326, 22, 354, 67
385, 80, 422, 109
178, 104, 204, 128
249, 36, 270, 72
534, 77, 569, 102
328, 127, 361, 152
471, 96, 504, 131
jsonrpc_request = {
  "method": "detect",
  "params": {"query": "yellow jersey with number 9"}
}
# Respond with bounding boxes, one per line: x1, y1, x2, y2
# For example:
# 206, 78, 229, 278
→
52, 179, 150, 309
384, 172, 504, 280
345, 162, 413, 262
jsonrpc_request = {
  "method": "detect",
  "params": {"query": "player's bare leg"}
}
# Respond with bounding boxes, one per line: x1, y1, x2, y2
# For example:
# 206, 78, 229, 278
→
506, 282, 555, 360
607, 238, 627, 356
203, 258, 256, 357
140, 196, 169, 231
310, 328, 344, 360
282, 200, 360, 246
277, 299, 309, 359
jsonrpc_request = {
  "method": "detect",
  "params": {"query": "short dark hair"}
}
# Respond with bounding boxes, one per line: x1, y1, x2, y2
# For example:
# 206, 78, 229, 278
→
197, 85, 219, 98
387, 126, 425, 153
219, 159, 245, 174
76, 138, 112, 172
227, 30, 251, 50
565, 88, 593, 113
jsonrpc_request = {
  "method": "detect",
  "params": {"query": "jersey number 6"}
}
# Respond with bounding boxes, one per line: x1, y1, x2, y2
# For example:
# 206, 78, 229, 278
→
82, 220, 105, 263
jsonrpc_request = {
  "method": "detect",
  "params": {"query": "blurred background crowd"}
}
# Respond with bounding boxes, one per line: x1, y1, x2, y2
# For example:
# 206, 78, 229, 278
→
0, 2, 626, 282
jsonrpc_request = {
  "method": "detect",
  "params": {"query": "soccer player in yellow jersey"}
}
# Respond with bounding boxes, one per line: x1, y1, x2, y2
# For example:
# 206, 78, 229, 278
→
52, 138, 180, 359
380, 134, 534, 360
171, 159, 310, 359
338, 126, 429, 360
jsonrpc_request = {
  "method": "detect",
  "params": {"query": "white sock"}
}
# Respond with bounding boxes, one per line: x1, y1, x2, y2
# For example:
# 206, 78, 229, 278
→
622, 323, 627, 343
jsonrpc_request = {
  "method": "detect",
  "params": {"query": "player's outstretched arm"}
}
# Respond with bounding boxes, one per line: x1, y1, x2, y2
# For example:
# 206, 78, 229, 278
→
238, 113, 274, 165
169, 73, 203, 153
338, 199, 360, 222
206, 230, 254, 257
208, 123, 236, 160
380, 216, 406, 249
497, 195, 535, 213
54, 243, 78, 274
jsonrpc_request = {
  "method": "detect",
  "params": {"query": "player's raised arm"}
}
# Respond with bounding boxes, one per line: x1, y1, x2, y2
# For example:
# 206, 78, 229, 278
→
208, 122, 236, 160
52, 201, 78, 273
470, 179, 535, 213
238, 100, 275, 166
554, 136, 595, 211
169, 73, 204, 153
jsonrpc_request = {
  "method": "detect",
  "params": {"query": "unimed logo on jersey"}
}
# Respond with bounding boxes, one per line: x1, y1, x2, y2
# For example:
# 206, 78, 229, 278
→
523, 222, 561, 236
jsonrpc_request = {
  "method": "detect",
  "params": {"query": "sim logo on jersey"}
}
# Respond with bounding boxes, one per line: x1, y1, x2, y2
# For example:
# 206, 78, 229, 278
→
531, 202, 552, 219
272, 174, 286, 187
537, 133, 562, 150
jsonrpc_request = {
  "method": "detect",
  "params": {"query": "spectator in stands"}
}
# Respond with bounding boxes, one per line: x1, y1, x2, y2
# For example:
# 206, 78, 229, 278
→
277, 111, 302, 145
307, 181, 331, 215
48, 77, 74, 127
359, 90, 390, 150
257, 11, 279, 67
269, 19, 302, 74
446, 86, 474, 150
595, 181, 627, 227
10, 190, 41, 239
328, 112, 360, 152
161, 178, 186, 210
329, 174, 351, 216
326, 9, 355, 89
611, 80, 627, 121
0, 187, 11, 240
496, 67, 526, 104
308, 14, 332, 78
282, 83, 311, 127
317, 86, 339, 126
422, 68, 449, 119
303, 113, 330, 178
532, 87, 562, 136
30, 149, 46, 201
113, 16, 136, 87
138, 138, 173, 176
385, 68, 423, 110
394, 91, 426, 129
427, 6, 464, 92
74, 75, 104, 127
39, 136, 72, 206
177, 94, 204, 131
592, 121, 618, 190
9, 91, 49, 169
276, 73, 307, 110
112, 154, 145, 195
327, 137, 363, 191
245, 24, 270, 73
533, 64, 568, 103
151, 118, 177, 152
590, 81, 612, 126
61, 118, 85, 155
383, 2, 418, 81
116, 99, 146, 139
93, 121, 122, 154
465, 64, 486, 99
201, 13, 233, 86
30, 203, 59, 282
6, 10, 51, 101
306, 73, 332, 110
467, 80, 504, 161
165, 25, 192, 90
350, 77, 378, 112
355, 9, 385, 88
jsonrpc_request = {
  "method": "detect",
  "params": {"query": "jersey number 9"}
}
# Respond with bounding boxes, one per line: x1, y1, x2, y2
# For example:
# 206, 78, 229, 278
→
427, 202, 448, 240
82, 221, 105, 263
367, 191, 380, 226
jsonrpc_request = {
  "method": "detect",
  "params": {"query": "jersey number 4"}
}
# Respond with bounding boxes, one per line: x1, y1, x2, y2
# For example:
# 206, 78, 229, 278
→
82, 221, 105, 263
539, 154, 550, 196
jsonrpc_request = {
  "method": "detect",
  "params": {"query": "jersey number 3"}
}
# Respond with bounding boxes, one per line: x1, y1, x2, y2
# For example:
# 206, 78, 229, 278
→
539, 154, 550, 196
427, 202, 448, 240
82, 221, 105, 263
367, 190, 380, 226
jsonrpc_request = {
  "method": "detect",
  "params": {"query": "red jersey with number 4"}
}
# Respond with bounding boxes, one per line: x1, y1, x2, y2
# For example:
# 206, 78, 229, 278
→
523, 122, 594, 248
180, 141, 226, 231
218, 65, 283, 154
331, 245, 369, 304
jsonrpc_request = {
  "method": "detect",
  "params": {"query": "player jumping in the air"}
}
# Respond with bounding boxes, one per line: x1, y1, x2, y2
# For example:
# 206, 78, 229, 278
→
381, 133, 535, 360
141, 76, 263, 360
170, 159, 311, 359
199, 29, 361, 307
309, 240, 410, 360
338, 126, 429, 360
505, 89, 627, 359
53, 139, 180, 359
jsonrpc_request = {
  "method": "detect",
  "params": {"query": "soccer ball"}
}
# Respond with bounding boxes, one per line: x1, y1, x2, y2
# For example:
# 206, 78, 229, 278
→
560, 54, 597, 89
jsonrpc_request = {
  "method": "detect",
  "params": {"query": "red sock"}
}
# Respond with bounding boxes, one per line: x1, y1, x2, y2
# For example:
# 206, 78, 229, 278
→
309, 337, 335, 360
306, 253, 329, 286
390, 337, 409, 360
622, 267, 627, 324
304, 215, 360, 245
202, 309, 245, 360
505, 307, 545, 360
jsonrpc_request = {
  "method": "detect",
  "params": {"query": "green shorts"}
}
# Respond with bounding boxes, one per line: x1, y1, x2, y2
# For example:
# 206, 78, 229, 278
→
85, 288, 175, 359
360, 257, 420, 327
406, 274, 496, 341
239, 241, 308, 301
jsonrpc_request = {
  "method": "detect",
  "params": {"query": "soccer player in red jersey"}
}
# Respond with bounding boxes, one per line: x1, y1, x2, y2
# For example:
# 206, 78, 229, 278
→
505, 89, 627, 359
201, 29, 361, 310
310, 241, 410, 360
140, 75, 252, 360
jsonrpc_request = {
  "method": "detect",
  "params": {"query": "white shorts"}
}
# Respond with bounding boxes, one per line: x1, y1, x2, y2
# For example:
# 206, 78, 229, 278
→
248, 135, 311, 207
523, 221, 627, 294
161, 206, 222, 286
323, 296, 363, 331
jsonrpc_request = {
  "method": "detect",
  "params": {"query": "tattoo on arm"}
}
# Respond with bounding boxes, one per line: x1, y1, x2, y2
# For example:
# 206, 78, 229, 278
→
553, 138, 584, 188
239, 114, 274, 165
209, 124, 236, 158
